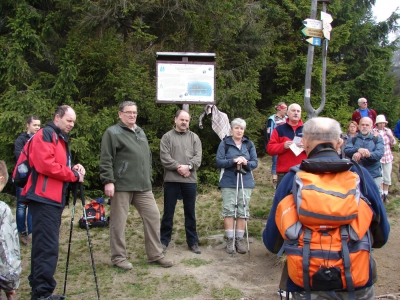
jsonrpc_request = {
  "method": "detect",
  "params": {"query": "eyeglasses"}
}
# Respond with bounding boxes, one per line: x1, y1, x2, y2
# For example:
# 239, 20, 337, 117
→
121, 111, 138, 115
360, 102, 367, 104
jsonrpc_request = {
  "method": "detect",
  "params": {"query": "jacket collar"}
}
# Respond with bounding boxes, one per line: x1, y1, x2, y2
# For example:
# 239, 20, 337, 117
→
356, 132, 374, 139
308, 144, 338, 159
46, 121, 69, 142
223, 135, 250, 145
118, 120, 138, 132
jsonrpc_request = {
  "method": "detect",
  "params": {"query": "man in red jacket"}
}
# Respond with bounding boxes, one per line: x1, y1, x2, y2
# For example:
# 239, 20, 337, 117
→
21, 105, 85, 300
267, 103, 307, 188
351, 97, 377, 125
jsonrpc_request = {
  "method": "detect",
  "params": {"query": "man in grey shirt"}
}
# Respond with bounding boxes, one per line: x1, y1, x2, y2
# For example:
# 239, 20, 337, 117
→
160, 110, 202, 254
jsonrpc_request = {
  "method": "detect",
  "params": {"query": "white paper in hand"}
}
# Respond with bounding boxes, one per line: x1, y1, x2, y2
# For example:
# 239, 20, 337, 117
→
289, 142, 304, 156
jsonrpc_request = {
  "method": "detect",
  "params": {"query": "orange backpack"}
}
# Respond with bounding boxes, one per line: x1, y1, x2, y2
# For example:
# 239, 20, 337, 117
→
79, 199, 108, 229
275, 159, 373, 296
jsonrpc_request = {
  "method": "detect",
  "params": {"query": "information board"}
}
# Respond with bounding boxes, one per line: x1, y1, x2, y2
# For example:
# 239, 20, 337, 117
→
156, 53, 216, 104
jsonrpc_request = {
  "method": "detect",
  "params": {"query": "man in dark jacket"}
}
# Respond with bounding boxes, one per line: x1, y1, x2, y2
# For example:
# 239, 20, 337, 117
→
100, 101, 172, 270
14, 115, 40, 246
344, 117, 384, 194
263, 117, 390, 300
21, 106, 85, 300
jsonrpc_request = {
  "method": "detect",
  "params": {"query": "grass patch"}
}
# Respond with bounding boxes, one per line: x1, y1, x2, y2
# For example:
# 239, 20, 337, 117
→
181, 258, 213, 267
211, 284, 243, 299
161, 275, 202, 299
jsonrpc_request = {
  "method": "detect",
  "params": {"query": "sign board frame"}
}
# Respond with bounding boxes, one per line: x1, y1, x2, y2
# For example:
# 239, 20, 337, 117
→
156, 52, 216, 104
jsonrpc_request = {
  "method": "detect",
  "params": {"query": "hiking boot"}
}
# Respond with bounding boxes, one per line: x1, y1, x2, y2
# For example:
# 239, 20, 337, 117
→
188, 245, 201, 254
235, 237, 247, 254
162, 244, 167, 254
150, 258, 173, 268
5, 290, 16, 300
272, 175, 278, 189
383, 194, 390, 204
19, 231, 29, 246
113, 260, 133, 270
272, 179, 278, 190
226, 237, 235, 254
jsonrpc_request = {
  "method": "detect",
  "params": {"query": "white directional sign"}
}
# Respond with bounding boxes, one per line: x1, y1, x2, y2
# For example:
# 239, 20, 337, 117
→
321, 12, 333, 23
320, 12, 333, 40
323, 29, 331, 40
302, 19, 323, 30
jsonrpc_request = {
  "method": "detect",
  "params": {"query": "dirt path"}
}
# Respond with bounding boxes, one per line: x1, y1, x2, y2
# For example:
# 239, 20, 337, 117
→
144, 217, 400, 299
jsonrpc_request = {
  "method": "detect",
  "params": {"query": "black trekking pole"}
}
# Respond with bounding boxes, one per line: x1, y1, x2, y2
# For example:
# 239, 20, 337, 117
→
79, 182, 101, 300
62, 183, 79, 299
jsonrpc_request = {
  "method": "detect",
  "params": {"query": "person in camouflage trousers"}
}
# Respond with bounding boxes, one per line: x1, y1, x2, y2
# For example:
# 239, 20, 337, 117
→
0, 160, 21, 300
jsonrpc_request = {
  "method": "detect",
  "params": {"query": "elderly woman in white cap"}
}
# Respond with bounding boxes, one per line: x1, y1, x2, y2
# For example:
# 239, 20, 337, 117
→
373, 115, 396, 203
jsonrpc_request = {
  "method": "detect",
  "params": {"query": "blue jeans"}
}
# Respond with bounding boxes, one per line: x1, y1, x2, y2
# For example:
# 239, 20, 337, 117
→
271, 155, 277, 175
160, 182, 199, 247
16, 186, 32, 234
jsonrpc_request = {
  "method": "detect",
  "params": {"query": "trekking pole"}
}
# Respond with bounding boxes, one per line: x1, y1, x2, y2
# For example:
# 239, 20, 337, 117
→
79, 183, 101, 300
62, 183, 79, 299
238, 165, 250, 257
232, 164, 241, 256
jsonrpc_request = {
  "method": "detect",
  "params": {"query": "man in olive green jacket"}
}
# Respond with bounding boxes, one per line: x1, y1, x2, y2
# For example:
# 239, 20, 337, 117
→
100, 101, 172, 269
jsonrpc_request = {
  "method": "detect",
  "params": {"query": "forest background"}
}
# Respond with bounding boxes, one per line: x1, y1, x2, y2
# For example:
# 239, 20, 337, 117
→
1, 0, 400, 196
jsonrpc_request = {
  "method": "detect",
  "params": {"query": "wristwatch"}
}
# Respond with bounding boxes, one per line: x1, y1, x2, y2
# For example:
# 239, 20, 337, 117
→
188, 163, 193, 170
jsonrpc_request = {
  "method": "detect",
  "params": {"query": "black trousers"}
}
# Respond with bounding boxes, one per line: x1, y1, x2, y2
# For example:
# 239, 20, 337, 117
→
29, 201, 63, 299
160, 182, 198, 247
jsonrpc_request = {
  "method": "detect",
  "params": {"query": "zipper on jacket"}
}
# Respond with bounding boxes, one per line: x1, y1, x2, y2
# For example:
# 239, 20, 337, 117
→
42, 176, 48, 192
117, 162, 128, 178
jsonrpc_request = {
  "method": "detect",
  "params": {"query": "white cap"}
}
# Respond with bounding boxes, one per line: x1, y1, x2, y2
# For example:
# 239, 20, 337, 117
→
375, 115, 388, 124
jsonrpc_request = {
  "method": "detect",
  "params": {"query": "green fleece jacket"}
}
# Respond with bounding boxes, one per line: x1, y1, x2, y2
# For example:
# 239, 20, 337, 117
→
99, 121, 152, 191
160, 128, 202, 183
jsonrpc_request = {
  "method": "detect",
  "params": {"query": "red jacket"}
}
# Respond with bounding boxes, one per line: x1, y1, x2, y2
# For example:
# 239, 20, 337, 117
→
351, 109, 377, 124
21, 122, 78, 206
267, 119, 307, 173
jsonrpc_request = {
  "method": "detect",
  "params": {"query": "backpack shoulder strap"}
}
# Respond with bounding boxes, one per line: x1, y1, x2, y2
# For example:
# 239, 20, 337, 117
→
352, 135, 378, 145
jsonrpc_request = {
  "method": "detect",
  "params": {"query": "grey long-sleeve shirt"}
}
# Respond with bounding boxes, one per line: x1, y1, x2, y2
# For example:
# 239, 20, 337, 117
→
160, 129, 202, 183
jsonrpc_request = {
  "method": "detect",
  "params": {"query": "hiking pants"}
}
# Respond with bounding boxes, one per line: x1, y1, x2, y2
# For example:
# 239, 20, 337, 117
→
28, 200, 63, 299
110, 190, 164, 264
160, 182, 199, 247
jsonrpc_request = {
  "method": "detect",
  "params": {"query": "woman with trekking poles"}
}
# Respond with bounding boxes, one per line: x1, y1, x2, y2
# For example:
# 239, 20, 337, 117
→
216, 118, 258, 255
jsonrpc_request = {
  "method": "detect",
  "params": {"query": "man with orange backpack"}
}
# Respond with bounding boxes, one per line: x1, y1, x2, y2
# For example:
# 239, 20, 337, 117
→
263, 117, 390, 300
